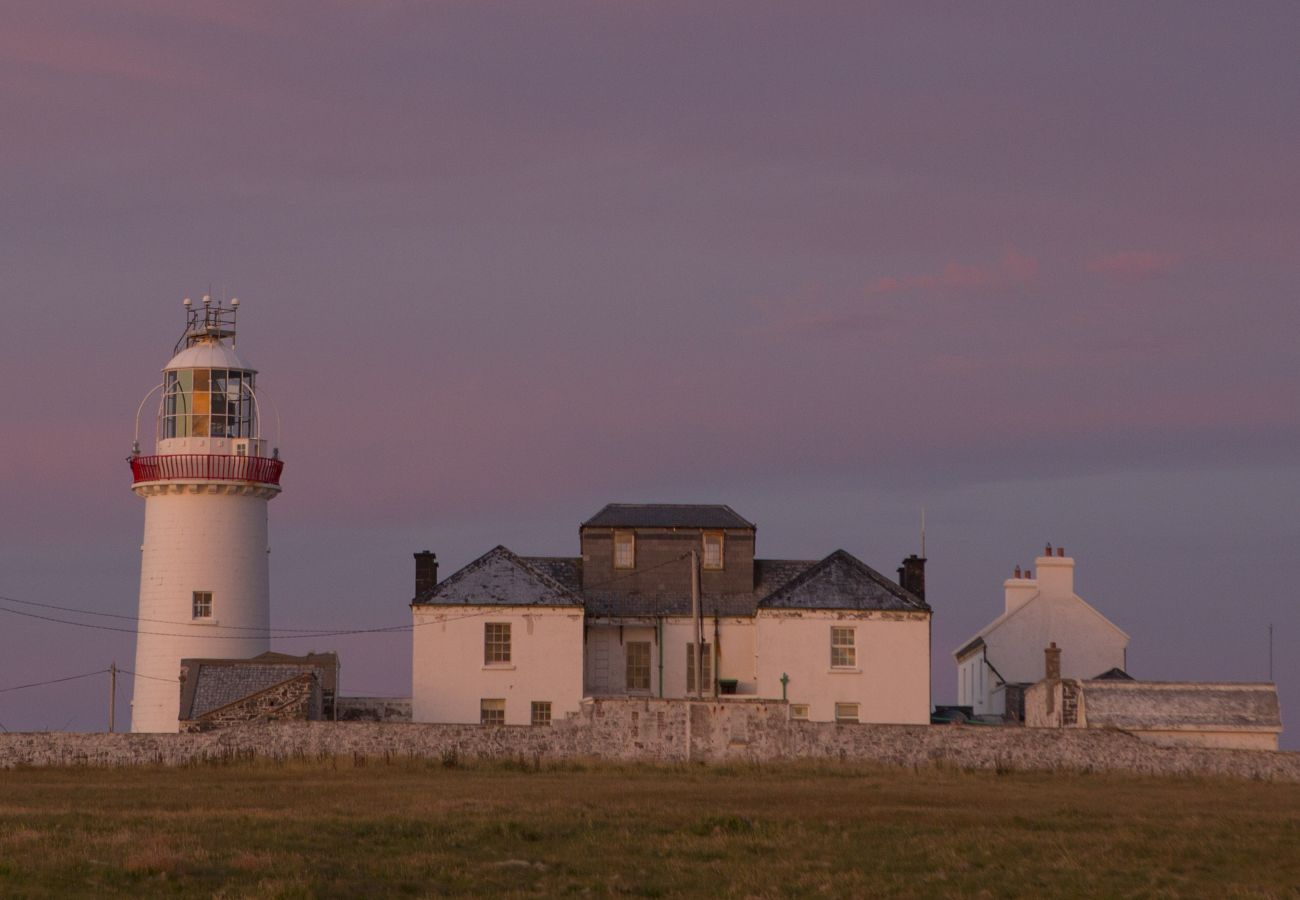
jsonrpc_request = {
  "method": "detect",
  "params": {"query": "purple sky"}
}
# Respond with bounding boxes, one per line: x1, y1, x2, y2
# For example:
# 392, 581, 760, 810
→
2, 2, 1297, 744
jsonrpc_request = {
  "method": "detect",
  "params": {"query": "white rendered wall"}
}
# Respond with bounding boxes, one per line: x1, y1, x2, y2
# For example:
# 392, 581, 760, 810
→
658, 618, 755, 697
754, 610, 931, 724
131, 485, 272, 732
981, 595, 1127, 691
582, 619, 758, 698
411, 606, 584, 725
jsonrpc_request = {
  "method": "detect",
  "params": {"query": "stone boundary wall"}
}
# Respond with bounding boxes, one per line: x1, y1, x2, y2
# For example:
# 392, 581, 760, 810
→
2, 698, 1296, 781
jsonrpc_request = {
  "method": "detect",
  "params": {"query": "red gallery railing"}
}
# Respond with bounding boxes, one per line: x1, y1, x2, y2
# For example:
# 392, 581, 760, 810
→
130, 454, 284, 486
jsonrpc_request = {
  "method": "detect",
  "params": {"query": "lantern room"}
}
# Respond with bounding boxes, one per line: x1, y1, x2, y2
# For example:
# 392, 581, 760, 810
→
159, 342, 259, 452
131, 295, 281, 486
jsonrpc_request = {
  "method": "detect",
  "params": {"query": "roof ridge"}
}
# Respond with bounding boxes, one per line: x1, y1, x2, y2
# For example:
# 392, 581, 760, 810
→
582, 503, 756, 529
416, 545, 583, 607
758, 549, 929, 612
510, 553, 584, 604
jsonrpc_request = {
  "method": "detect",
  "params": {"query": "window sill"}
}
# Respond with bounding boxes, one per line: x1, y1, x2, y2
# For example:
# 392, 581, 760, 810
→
828, 667, 861, 674
482, 664, 516, 671
191, 619, 221, 626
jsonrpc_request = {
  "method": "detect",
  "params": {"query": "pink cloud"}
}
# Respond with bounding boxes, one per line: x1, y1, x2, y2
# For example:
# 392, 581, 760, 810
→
751, 309, 885, 339
1086, 250, 1181, 281
865, 247, 1038, 297
0, 28, 192, 83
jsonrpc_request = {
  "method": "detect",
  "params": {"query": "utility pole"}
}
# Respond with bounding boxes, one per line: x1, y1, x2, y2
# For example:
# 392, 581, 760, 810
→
691, 550, 702, 699
108, 661, 117, 733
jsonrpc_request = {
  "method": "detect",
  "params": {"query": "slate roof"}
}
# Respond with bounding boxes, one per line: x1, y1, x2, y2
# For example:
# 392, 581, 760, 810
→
178, 651, 338, 721
446, 552, 925, 617
413, 545, 583, 607
581, 503, 755, 530
523, 556, 583, 592
418, 528, 927, 617
1079, 681, 1282, 732
758, 550, 930, 612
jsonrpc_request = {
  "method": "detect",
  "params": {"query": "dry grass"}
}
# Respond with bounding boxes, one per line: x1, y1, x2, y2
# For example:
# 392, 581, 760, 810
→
0, 757, 1297, 897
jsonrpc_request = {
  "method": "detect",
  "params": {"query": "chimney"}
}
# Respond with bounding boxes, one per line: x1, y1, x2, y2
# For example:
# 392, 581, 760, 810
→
414, 551, 438, 597
1045, 642, 1062, 681
1004, 564, 1037, 614
1036, 544, 1075, 598
900, 554, 926, 601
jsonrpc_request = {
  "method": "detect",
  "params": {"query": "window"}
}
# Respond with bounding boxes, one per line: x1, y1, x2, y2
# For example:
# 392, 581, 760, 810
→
162, 368, 255, 440
830, 627, 856, 668
614, 531, 635, 569
626, 641, 651, 692
192, 591, 213, 619
702, 532, 724, 570
484, 623, 511, 665
686, 642, 712, 693
789, 704, 810, 720
531, 701, 552, 726
834, 702, 860, 724
480, 699, 505, 725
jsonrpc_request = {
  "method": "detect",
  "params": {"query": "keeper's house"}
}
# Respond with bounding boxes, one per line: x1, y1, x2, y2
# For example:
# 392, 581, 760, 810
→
410, 504, 931, 726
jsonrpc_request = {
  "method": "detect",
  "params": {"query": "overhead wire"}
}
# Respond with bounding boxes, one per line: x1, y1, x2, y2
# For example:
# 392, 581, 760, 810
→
116, 668, 179, 684
0, 594, 349, 632
0, 668, 109, 694
0, 550, 698, 641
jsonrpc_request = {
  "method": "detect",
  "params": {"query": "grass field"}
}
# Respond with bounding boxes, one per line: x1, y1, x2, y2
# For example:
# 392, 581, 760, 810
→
1, 758, 1297, 898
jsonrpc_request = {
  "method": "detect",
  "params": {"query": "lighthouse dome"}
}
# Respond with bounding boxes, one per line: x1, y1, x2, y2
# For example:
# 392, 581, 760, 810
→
164, 340, 255, 373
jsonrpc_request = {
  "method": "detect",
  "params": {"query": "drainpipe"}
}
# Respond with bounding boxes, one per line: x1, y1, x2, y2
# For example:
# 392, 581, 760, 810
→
981, 646, 1009, 716
713, 613, 721, 698
657, 617, 664, 698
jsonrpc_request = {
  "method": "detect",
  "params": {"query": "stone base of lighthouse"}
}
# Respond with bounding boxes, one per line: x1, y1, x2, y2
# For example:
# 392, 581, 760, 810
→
131, 481, 277, 733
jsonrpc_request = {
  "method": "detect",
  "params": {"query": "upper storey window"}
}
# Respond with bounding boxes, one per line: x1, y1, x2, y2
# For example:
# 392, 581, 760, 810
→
613, 531, 635, 569
702, 532, 724, 570
162, 369, 255, 440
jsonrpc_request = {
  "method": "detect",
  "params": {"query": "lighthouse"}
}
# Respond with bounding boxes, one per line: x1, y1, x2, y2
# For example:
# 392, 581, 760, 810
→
128, 296, 283, 732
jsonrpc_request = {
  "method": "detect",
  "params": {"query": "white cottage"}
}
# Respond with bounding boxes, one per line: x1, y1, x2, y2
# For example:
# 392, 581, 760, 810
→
954, 545, 1129, 720
411, 504, 932, 725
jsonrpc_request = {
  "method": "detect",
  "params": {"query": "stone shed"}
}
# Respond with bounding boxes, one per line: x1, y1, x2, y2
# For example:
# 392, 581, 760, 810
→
178, 651, 339, 732
1026, 678, 1282, 751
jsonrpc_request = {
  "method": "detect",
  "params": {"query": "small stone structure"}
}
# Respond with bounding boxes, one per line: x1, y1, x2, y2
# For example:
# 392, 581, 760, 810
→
179, 651, 339, 731
1026, 678, 1282, 750
1, 699, 1296, 780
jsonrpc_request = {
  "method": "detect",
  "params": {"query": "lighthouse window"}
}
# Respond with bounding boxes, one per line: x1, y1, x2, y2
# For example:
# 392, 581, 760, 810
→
192, 591, 213, 619
162, 369, 256, 441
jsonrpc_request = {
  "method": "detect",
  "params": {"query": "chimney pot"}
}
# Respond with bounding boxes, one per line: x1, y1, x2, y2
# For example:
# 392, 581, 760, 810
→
1014, 565, 1021, 578
1025, 568, 1031, 579
1045, 542, 1053, 556
1057, 546, 1065, 557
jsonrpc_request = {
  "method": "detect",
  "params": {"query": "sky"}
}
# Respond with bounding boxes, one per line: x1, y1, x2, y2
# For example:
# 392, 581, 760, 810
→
1, 2, 1297, 745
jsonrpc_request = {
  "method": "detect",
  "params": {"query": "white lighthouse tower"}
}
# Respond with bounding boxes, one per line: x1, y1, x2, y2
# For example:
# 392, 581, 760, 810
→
128, 296, 283, 732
